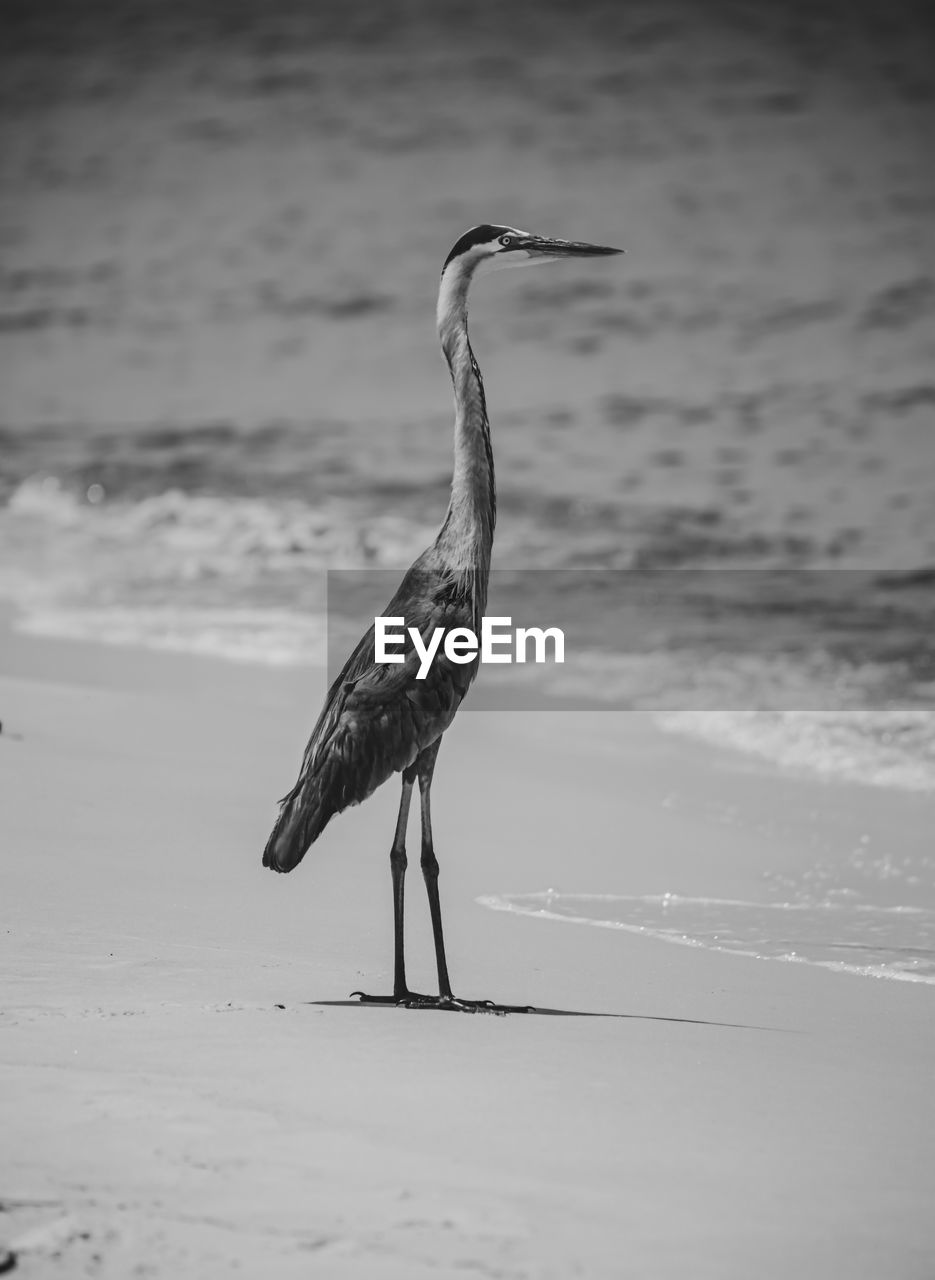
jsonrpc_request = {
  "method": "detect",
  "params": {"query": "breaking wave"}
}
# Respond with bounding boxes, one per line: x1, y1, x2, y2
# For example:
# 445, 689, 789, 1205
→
1, 475, 933, 793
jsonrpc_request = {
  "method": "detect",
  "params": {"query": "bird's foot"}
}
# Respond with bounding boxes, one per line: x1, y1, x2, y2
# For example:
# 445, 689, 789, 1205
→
350, 989, 436, 1008
350, 990, 535, 1015
437, 996, 537, 1016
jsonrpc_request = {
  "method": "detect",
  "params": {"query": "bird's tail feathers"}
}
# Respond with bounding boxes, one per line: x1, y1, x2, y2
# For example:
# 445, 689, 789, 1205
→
261, 776, 332, 873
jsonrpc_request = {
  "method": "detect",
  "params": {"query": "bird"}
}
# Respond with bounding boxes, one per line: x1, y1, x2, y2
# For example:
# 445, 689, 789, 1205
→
263, 223, 622, 1012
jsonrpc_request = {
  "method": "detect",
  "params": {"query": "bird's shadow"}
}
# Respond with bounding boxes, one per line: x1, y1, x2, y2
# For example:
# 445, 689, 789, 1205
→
305, 999, 788, 1032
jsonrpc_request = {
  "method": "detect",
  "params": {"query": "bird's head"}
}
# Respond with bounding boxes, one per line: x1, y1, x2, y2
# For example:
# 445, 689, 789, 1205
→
442, 223, 623, 280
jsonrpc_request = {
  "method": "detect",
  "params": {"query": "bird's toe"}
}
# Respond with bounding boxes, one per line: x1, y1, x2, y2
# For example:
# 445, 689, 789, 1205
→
351, 989, 435, 1007
438, 995, 536, 1015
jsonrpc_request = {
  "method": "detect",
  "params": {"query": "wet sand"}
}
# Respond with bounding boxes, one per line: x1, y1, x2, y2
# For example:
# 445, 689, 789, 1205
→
2, 627, 934, 1276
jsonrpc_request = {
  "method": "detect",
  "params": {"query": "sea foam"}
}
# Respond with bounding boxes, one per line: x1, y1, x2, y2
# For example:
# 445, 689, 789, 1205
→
481, 891, 935, 985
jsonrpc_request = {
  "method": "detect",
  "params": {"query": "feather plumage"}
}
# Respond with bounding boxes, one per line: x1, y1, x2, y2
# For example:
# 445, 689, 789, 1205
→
262, 553, 486, 872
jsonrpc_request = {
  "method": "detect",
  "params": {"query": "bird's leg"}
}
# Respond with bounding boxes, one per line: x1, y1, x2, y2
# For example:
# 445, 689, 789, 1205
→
353, 764, 433, 1006
416, 740, 454, 1000
355, 743, 533, 1014
417, 741, 534, 1016
389, 769, 414, 1000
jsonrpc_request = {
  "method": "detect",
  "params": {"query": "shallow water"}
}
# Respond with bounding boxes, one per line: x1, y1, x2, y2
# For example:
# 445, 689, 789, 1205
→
481, 891, 935, 985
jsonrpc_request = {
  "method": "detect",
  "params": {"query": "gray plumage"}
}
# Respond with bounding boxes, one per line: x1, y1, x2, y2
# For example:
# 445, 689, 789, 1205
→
262, 556, 485, 873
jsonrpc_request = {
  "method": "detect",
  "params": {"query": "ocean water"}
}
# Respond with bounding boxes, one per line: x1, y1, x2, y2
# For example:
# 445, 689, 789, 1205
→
2, 455, 933, 796
480, 892, 935, 985
3, 0, 934, 779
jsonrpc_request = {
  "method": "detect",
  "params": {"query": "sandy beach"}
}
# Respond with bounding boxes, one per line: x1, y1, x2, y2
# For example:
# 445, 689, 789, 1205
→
2, 623, 934, 1277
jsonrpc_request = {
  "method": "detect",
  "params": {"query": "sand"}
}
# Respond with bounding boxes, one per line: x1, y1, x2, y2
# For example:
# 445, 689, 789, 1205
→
2, 623, 934, 1278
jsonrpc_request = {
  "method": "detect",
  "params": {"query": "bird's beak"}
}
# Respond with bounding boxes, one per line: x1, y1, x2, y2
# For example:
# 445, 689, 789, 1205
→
516, 235, 624, 258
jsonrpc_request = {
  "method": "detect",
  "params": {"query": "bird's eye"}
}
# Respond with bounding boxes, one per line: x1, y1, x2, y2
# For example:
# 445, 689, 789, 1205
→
499, 235, 512, 247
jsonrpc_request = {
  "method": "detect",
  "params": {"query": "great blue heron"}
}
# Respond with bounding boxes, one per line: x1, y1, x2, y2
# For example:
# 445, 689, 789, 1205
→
263, 224, 622, 1011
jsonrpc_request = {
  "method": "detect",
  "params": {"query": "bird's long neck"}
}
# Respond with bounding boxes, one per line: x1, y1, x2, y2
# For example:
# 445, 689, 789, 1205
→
433, 263, 496, 571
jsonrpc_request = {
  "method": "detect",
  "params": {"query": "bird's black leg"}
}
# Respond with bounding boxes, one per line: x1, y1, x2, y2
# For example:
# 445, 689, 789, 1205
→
353, 763, 434, 1007
354, 744, 533, 1014
416, 740, 454, 999
389, 773, 413, 1000
416, 741, 534, 1016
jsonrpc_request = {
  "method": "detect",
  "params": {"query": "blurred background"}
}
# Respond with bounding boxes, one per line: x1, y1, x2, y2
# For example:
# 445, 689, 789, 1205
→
1, 0, 933, 784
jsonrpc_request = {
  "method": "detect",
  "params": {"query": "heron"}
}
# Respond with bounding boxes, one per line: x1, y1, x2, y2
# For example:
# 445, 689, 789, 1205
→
263, 223, 622, 1011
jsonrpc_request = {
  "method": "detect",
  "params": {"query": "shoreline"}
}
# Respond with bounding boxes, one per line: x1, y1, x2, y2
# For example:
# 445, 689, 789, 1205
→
480, 893, 935, 986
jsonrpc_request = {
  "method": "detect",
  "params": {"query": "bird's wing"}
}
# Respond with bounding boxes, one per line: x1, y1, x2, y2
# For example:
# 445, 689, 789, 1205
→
287, 563, 481, 816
